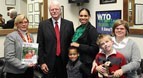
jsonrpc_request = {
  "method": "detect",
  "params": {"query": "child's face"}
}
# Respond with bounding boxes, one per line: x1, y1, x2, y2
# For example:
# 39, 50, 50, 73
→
68, 49, 79, 62
99, 37, 113, 53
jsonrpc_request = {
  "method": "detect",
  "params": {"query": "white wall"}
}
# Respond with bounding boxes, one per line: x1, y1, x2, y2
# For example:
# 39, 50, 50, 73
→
133, 0, 143, 27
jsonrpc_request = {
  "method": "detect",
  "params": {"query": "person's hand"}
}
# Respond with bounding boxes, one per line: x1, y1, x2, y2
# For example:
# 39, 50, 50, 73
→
41, 63, 49, 74
91, 60, 97, 73
28, 63, 35, 67
96, 64, 106, 73
113, 69, 123, 78
70, 42, 80, 47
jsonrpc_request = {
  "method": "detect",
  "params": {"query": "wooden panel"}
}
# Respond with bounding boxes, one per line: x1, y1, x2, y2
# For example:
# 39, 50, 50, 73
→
123, 0, 128, 21
43, 0, 48, 20
129, 29, 143, 35
123, 0, 143, 35
0, 28, 38, 36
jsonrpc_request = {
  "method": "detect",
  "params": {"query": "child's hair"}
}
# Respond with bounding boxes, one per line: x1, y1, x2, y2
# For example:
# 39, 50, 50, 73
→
68, 46, 79, 53
96, 34, 112, 45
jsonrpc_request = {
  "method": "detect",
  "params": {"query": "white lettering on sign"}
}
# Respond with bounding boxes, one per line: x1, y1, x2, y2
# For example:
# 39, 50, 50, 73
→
101, 27, 112, 32
97, 14, 111, 20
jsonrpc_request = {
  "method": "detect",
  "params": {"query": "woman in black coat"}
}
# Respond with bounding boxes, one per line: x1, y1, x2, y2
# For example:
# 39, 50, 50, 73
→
70, 8, 99, 78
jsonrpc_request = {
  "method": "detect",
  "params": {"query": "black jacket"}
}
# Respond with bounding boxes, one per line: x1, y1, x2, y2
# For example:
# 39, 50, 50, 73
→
2, 19, 15, 29
76, 22, 99, 77
77, 22, 99, 64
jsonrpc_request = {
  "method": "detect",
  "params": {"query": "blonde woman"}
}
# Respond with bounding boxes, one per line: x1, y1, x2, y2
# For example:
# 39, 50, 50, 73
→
4, 14, 35, 78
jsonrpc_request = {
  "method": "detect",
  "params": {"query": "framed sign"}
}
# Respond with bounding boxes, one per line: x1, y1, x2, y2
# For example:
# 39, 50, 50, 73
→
34, 14, 40, 23
100, 0, 116, 4
28, 4, 33, 13
5, 0, 16, 5
34, 2, 40, 12
96, 10, 121, 34
135, 4, 143, 25
28, 14, 33, 23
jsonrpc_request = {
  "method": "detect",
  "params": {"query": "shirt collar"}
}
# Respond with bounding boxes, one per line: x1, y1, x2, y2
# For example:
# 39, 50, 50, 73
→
112, 37, 129, 49
52, 18, 61, 27
100, 49, 117, 58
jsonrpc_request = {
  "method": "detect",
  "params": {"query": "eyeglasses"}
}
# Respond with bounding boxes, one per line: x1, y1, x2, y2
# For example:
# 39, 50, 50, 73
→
18, 21, 28, 25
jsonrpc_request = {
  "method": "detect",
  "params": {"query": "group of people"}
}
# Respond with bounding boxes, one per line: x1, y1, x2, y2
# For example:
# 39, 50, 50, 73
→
0, 8, 17, 29
3, 0, 141, 78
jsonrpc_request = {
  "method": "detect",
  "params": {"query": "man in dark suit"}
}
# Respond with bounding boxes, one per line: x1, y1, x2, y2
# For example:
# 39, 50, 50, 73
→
2, 9, 17, 29
37, 1, 74, 78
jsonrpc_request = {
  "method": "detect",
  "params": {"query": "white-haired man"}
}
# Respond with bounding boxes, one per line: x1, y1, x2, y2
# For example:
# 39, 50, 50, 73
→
3, 9, 17, 29
37, 0, 74, 78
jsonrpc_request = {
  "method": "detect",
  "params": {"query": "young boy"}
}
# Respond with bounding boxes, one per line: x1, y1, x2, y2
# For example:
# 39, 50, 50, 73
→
66, 46, 83, 78
91, 34, 127, 78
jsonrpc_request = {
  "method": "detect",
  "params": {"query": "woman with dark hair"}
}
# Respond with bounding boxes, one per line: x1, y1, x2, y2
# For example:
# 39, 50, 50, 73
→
70, 8, 99, 78
112, 19, 141, 78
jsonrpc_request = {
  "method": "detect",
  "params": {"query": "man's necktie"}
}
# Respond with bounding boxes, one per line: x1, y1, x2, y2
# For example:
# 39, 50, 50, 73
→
55, 22, 61, 56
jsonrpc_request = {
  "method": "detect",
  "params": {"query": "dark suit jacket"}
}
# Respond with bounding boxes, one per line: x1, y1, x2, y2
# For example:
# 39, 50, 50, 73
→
76, 22, 99, 75
2, 19, 15, 29
37, 18, 74, 69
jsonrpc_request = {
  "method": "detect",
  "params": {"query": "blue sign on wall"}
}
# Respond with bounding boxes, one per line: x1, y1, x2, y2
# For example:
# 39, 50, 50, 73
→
96, 10, 121, 34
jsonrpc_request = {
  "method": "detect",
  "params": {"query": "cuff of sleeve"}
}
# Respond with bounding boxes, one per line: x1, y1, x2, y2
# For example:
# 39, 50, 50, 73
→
121, 66, 127, 73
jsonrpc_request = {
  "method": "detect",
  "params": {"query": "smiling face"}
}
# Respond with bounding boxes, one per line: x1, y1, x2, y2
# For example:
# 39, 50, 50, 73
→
68, 49, 79, 62
16, 18, 29, 32
79, 9, 90, 25
114, 25, 126, 39
99, 36, 113, 54
14, 14, 29, 32
112, 19, 129, 39
49, 1, 61, 21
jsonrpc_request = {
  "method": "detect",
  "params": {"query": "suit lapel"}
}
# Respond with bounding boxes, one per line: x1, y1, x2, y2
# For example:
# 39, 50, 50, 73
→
47, 18, 65, 39
60, 18, 65, 40
48, 18, 56, 38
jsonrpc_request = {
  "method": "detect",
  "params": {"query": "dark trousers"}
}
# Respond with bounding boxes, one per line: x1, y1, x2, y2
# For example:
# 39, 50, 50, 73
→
42, 56, 67, 78
6, 67, 34, 78
81, 63, 96, 78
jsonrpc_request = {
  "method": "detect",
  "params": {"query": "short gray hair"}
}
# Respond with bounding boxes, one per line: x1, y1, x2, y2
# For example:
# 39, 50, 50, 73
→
9, 9, 17, 18
49, 0, 61, 11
